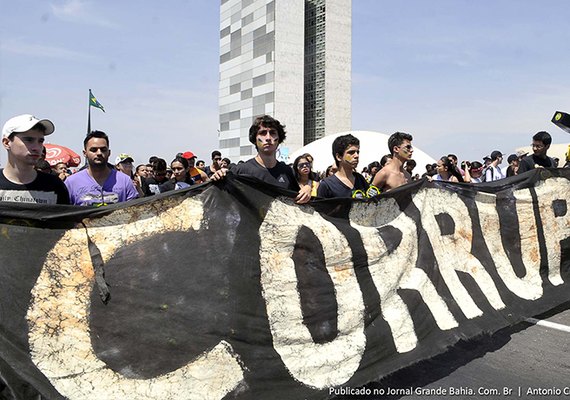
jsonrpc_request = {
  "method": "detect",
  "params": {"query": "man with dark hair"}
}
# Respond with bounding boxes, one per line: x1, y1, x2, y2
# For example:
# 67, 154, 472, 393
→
0, 114, 69, 204
518, 131, 555, 173
371, 131, 414, 193
248, 114, 287, 145
204, 150, 222, 177
484, 150, 505, 181
143, 158, 169, 196
211, 115, 311, 204
405, 159, 417, 175
65, 130, 138, 206
447, 153, 465, 177
506, 154, 519, 177
52, 161, 70, 181
464, 161, 485, 183
317, 134, 369, 198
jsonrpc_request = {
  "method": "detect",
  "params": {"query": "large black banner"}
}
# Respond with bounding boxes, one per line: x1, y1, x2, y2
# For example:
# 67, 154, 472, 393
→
0, 169, 569, 399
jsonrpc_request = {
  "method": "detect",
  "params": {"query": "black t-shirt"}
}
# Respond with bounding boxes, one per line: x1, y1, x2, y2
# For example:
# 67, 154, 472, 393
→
143, 177, 169, 196
0, 170, 70, 205
317, 173, 369, 199
158, 177, 194, 193
506, 165, 516, 177
204, 165, 219, 177
518, 155, 554, 174
231, 158, 300, 191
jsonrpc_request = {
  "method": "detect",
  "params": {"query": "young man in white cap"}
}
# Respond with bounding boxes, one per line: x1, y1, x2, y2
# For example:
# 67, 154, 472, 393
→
0, 114, 70, 204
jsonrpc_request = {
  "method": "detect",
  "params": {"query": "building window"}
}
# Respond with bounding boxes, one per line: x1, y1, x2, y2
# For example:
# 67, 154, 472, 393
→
220, 51, 231, 64
241, 88, 252, 100
220, 26, 230, 38
242, 12, 254, 26
220, 138, 240, 148
240, 145, 254, 156
229, 110, 241, 121
230, 83, 241, 94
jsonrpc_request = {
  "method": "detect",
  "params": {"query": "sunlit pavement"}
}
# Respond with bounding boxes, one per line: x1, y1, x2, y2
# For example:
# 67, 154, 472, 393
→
335, 302, 570, 400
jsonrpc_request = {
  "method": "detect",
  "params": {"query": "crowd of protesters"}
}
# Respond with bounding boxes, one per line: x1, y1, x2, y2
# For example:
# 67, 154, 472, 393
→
1, 113, 568, 206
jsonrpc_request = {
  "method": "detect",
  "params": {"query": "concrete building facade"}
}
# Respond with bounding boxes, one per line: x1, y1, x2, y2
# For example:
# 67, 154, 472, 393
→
219, 0, 351, 161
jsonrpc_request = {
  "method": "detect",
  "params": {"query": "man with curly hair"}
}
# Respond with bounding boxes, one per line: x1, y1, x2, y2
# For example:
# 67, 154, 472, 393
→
211, 115, 311, 204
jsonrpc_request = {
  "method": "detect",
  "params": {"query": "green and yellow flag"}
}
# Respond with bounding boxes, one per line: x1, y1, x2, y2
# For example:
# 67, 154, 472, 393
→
89, 89, 105, 112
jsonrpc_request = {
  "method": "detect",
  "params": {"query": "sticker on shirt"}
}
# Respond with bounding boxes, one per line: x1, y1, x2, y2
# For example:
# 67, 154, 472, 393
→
149, 184, 161, 195
78, 192, 120, 207
0, 190, 57, 205
175, 182, 191, 190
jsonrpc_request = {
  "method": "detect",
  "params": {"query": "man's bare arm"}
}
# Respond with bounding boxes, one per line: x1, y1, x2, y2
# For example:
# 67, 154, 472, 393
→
372, 169, 387, 191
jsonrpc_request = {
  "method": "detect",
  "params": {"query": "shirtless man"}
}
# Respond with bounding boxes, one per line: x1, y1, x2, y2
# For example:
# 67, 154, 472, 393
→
370, 131, 413, 194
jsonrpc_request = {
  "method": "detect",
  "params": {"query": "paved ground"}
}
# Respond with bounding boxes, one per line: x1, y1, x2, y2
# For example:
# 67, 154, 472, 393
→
336, 302, 570, 399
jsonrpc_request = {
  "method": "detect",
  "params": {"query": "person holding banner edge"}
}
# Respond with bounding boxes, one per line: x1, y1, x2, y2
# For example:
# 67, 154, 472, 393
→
518, 131, 555, 173
211, 115, 311, 204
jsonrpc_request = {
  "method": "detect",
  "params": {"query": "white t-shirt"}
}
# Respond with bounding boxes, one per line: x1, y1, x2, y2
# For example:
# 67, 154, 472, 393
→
485, 165, 505, 181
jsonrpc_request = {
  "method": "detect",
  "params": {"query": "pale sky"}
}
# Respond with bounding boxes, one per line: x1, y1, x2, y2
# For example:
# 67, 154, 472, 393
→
1, 0, 569, 169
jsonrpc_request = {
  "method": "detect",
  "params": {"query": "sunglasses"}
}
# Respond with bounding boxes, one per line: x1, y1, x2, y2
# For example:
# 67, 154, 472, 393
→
214, 157, 222, 161
401, 144, 413, 150
298, 162, 311, 169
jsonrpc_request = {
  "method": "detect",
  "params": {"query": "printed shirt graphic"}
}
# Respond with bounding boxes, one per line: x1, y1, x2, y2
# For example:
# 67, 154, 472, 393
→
65, 169, 138, 206
0, 189, 56, 204
0, 170, 69, 205
175, 182, 191, 190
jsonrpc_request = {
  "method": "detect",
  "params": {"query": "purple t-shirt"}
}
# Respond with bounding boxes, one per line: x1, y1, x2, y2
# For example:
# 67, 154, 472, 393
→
65, 169, 138, 206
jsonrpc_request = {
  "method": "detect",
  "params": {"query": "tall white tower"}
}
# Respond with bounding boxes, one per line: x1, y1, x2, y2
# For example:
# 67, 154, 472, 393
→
219, 0, 351, 162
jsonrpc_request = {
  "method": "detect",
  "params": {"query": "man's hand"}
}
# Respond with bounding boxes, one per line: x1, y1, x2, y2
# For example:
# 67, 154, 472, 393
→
210, 168, 228, 181
295, 185, 312, 204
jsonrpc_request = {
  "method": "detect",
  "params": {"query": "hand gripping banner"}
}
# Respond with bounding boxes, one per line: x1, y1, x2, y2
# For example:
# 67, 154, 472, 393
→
0, 169, 568, 399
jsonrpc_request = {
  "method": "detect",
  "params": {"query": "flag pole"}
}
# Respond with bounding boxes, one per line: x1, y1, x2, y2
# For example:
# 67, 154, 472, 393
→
87, 89, 92, 134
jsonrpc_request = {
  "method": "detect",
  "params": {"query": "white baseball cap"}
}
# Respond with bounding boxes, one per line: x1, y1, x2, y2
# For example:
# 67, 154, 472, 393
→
115, 153, 134, 164
2, 114, 55, 138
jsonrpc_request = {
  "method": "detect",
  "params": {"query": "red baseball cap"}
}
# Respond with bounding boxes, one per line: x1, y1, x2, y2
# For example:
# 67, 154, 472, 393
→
182, 151, 196, 159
